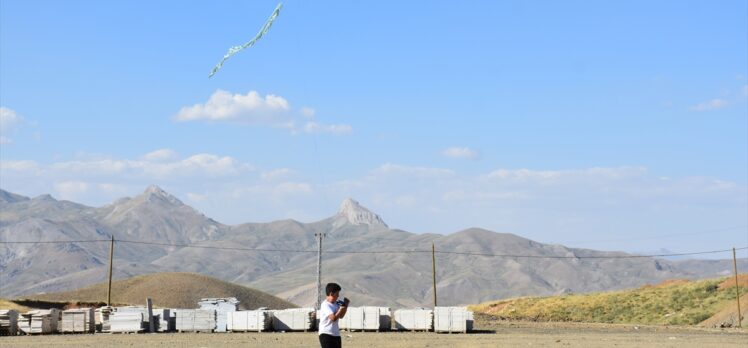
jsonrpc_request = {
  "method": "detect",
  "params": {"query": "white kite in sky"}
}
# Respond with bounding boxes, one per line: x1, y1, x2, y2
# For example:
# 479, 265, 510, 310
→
209, 3, 283, 78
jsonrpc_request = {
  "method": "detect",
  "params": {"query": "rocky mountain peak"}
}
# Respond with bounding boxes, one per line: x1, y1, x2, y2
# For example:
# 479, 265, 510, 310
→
33, 194, 57, 202
336, 198, 388, 227
0, 189, 30, 203
141, 185, 183, 206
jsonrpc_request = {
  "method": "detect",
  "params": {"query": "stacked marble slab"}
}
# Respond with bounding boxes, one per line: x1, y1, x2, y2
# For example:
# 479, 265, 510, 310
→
18, 309, 59, 334
226, 310, 272, 332
175, 309, 215, 332
393, 308, 433, 331
0, 310, 19, 335
433, 307, 473, 333
60, 308, 95, 333
153, 308, 172, 332
339, 307, 390, 331
109, 311, 143, 333
95, 306, 113, 333
271, 308, 316, 331
198, 298, 238, 333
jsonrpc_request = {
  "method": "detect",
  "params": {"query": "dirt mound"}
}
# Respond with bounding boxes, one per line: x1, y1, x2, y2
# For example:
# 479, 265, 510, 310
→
9, 299, 106, 311
717, 274, 748, 289
20, 272, 297, 310
699, 293, 748, 328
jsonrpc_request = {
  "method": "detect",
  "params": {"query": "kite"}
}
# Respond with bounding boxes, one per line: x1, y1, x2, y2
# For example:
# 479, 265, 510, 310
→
209, 2, 283, 78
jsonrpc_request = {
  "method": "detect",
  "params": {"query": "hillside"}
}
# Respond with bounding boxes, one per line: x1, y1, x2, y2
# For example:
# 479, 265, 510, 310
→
2, 186, 746, 307
470, 274, 747, 326
22, 272, 297, 310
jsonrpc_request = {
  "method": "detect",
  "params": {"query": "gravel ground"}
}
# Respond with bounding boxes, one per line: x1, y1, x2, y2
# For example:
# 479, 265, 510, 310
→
2, 317, 746, 347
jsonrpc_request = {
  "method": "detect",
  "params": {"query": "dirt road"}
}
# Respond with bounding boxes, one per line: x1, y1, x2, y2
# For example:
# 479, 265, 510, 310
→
3, 318, 746, 347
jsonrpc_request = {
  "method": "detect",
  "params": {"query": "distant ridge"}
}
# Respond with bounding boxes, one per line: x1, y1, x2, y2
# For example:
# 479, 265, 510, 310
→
2, 186, 745, 307
22, 272, 297, 309
0, 189, 29, 204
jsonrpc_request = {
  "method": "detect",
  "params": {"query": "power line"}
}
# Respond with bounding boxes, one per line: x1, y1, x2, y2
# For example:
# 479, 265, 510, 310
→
115, 239, 317, 253
1, 238, 746, 259
434, 247, 748, 259
0, 239, 112, 244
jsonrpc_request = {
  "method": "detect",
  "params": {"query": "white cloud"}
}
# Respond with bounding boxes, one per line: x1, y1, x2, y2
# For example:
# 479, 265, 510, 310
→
690, 98, 728, 111
2, 153, 744, 254
96, 183, 128, 195
142, 149, 178, 162
174, 90, 290, 123
303, 121, 353, 134
50, 159, 130, 175
482, 167, 647, 182
54, 181, 90, 200
0, 107, 22, 130
0, 106, 24, 143
173, 90, 352, 136
3, 151, 252, 181
262, 168, 293, 181
274, 182, 313, 195
373, 163, 456, 179
133, 153, 248, 177
187, 192, 207, 202
743, 85, 748, 96
442, 147, 478, 160
300, 107, 316, 118
0, 160, 40, 173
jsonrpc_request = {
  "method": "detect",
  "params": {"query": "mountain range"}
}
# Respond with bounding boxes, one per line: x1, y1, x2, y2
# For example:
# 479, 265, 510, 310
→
1, 186, 745, 307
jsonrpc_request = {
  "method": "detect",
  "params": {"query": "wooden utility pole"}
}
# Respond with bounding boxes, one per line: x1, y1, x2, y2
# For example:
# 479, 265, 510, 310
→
315, 232, 325, 310
432, 242, 437, 307
107, 235, 114, 306
733, 247, 742, 328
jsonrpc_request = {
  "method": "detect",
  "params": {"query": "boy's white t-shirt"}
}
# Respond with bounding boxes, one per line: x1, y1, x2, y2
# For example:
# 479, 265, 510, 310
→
318, 300, 340, 336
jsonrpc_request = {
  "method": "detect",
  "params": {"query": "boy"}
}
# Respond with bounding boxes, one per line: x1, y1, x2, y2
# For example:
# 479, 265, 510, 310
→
318, 282, 350, 348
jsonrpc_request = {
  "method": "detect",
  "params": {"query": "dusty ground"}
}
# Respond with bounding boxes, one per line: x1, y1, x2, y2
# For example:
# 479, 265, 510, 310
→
2, 316, 746, 347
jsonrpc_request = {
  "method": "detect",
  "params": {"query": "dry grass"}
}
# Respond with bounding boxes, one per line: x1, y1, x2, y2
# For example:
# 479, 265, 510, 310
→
0, 298, 31, 312
717, 274, 748, 289
21, 272, 297, 310
470, 275, 747, 326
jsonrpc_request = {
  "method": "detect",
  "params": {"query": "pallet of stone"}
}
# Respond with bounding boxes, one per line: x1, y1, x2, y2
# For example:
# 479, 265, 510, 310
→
175, 309, 216, 333
0, 309, 19, 336
198, 298, 238, 333
60, 308, 95, 333
271, 308, 316, 331
339, 307, 388, 331
109, 311, 144, 333
18, 309, 60, 335
153, 308, 172, 332
17, 312, 30, 334
378, 307, 392, 331
168, 309, 177, 332
95, 306, 113, 333
394, 308, 433, 331
433, 307, 473, 333
112, 306, 172, 332
226, 310, 272, 332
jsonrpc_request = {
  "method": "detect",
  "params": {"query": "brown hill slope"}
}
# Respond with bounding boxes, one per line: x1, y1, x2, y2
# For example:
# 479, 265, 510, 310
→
699, 274, 748, 328
471, 275, 746, 326
22, 272, 297, 310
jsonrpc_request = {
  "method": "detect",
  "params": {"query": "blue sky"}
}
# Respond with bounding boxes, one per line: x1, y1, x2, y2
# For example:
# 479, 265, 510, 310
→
1, 1, 746, 257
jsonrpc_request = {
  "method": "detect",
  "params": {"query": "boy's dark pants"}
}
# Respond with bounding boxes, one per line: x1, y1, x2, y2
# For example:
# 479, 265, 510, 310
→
319, 333, 342, 348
